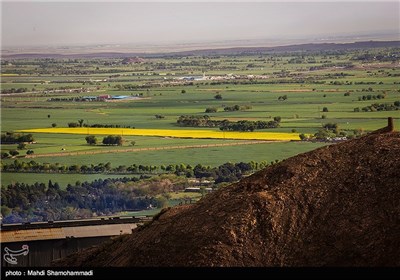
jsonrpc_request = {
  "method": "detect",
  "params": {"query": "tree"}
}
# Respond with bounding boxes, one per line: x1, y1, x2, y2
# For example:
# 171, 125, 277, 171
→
26, 150, 34, 155
314, 129, 336, 140
322, 107, 329, 112
9, 150, 19, 157
17, 143, 26, 150
78, 119, 85, 127
205, 107, 218, 113
299, 133, 308, 141
131, 141, 136, 146
1, 205, 11, 217
273, 116, 281, 123
214, 94, 222, 100
48, 115, 51, 118
52, 123, 57, 127
323, 123, 339, 134
115, 136, 123, 146
102, 135, 123, 146
85, 135, 97, 145
1, 152, 9, 159
68, 122, 79, 127
181, 90, 186, 94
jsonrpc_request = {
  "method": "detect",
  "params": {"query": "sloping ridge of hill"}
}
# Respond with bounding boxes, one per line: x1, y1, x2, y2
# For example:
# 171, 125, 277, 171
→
55, 122, 400, 267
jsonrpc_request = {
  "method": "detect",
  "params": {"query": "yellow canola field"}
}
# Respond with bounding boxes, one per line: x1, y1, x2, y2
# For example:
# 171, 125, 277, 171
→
17, 128, 300, 141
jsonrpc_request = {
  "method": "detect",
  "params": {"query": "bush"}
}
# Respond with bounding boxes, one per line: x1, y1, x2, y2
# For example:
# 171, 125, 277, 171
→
299, 133, 308, 141
1, 152, 10, 159
85, 136, 97, 145
1, 133, 34, 144
9, 150, 19, 157
323, 123, 339, 134
102, 135, 123, 146
214, 94, 222, 100
17, 143, 26, 150
205, 107, 218, 113
68, 122, 79, 128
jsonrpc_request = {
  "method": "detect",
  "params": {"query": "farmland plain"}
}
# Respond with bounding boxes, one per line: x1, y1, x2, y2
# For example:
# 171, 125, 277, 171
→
2, 45, 399, 187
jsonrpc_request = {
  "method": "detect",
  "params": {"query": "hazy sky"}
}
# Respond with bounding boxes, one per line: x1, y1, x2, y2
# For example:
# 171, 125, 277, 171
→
1, 1, 399, 47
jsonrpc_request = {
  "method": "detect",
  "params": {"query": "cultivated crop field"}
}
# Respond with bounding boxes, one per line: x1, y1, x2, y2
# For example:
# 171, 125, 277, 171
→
18, 127, 300, 141
1, 44, 399, 203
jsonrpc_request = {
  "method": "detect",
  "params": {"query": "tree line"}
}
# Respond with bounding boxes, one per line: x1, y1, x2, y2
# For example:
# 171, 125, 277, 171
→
1, 160, 275, 183
177, 115, 280, 131
0, 160, 277, 224
67, 119, 134, 128
1, 133, 34, 144
1, 177, 160, 224
219, 120, 280, 132
354, 101, 400, 112
299, 123, 364, 141
1, 87, 28, 94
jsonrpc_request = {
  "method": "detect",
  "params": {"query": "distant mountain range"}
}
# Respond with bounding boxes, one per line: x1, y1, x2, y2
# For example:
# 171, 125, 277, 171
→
2, 40, 399, 59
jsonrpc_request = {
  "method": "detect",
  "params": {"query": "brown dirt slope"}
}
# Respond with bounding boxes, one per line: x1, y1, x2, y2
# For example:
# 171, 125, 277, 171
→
55, 130, 400, 267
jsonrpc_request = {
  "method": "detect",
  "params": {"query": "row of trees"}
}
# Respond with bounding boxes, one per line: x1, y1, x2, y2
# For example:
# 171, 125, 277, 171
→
1, 133, 34, 144
1, 160, 273, 181
1, 177, 160, 224
86, 135, 135, 146
102, 135, 123, 146
68, 119, 134, 128
1, 87, 28, 94
177, 115, 218, 127
223, 104, 252, 112
176, 115, 280, 131
219, 120, 280, 132
358, 94, 386, 101
354, 101, 400, 112
299, 123, 363, 141
0, 159, 278, 223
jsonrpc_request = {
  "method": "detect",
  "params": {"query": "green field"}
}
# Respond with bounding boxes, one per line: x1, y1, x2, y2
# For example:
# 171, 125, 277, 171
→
2, 47, 400, 187
0, 141, 327, 187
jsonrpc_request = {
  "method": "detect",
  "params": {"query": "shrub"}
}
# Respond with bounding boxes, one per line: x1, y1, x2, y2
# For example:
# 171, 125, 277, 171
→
9, 150, 19, 157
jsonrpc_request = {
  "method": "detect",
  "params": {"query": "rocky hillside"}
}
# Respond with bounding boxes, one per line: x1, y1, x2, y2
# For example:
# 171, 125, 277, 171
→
55, 127, 400, 266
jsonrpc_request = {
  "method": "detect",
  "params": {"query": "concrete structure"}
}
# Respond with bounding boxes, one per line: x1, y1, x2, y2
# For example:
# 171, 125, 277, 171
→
0, 216, 151, 267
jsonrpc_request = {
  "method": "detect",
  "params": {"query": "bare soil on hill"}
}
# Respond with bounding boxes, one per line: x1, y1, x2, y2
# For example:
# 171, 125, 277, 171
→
54, 130, 400, 267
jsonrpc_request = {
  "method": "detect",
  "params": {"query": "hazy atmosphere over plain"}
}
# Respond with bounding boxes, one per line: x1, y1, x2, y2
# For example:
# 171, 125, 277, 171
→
1, 1, 399, 48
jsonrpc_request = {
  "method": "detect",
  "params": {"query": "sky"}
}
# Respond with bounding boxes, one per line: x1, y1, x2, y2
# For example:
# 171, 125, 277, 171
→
1, 0, 399, 48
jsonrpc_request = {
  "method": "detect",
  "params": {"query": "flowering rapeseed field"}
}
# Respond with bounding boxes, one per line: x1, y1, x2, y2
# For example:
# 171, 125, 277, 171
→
18, 128, 300, 141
